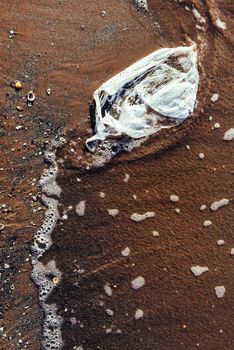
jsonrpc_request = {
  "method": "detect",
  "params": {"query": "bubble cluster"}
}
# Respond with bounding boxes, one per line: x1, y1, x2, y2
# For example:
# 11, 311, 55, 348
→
91, 137, 146, 168
133, 0, 148, 10
31, 137, 65, 350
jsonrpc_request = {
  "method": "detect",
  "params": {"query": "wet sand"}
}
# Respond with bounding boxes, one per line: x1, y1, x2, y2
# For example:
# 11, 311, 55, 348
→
1, 0, 234, 349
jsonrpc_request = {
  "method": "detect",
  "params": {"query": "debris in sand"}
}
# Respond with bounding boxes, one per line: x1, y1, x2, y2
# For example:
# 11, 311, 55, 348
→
135, 309, 144, 320
0, 224, 5, 231
223, 128, 234, 141
217, 239, 225, 246
211, 93, 219, 102
46, 88, 51, 95
80, 25, 86, 30
214, 285, 225, 299
131, 211, 155, 222
121, 247, 130, 257
170, 194, 179, 203
107, 208, 119, 217
15, 81, 22, 90
230, 248, 234, 256
75, 201, 86, 216
214, 122, 220, 129
27, 91, 35, 103
203, 220, 212, 227
210, 198, 229, 211
191, 265, 209, 277
99, 192, 105, 198
104, 284, 112, 297
86, 45, 199, 152
131, 276, 145, 290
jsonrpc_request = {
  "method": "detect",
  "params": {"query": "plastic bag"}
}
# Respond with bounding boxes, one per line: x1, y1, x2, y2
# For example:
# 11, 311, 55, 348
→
86, 44, 199, 151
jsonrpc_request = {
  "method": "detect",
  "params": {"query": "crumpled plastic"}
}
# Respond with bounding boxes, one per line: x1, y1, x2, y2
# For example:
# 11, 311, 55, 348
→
86, 44, 199, 151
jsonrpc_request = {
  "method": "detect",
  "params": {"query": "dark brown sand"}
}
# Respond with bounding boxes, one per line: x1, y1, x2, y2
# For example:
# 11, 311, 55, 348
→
1, 0, 234, 349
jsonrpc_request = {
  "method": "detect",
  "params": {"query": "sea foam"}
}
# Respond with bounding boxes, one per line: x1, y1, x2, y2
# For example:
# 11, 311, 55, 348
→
31, 137, 65, 350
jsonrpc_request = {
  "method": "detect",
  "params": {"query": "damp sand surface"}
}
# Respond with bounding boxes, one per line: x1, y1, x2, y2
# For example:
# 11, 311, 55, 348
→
0, 0, 234, 349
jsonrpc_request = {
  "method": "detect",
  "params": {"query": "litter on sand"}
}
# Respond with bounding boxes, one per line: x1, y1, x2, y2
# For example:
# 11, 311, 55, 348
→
86, 44, 199, 151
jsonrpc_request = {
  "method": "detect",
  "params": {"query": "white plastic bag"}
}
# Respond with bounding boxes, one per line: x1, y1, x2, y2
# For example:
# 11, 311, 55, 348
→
86, 44, 199, 151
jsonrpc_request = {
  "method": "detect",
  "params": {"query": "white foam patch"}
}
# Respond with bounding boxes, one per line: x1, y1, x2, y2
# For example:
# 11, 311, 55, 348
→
107, 208, 119, 217
134, 309, 144, 320
192, 8, 206, 24
121, 247, 130, 257
215, 286, 226, 299
76, 201, 86, 216
86, 44, 199, 153
130, 211, 155, 222
131, 276, 145, 289
31, 137, 66, 350
104, 284, 113, 297
223, 128, 234, 141
210, 198, 229, 211
191, 265, 209, 277
133, 0, 148, 10
215, 18, 227, 30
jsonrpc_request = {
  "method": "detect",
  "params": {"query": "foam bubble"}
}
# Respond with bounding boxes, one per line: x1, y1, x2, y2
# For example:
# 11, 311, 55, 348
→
133, 0, 148, 10
130, 211, 155, 222
75, 201, 86, 216
31, 137, 65, 350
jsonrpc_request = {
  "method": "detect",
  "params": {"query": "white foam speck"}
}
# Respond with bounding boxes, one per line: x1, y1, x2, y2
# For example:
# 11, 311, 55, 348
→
211, 93, 219, 102
130, 211, 155, 222
123, 173, 130, 183
121, 247, 130, 257
203, 220, 212, 227
214, 122, 220, 129
170, 194, 179, 203
134, 309, 144, 320
223, 128, 234, 141
210, 198, 229, 211
100, 192, 105, 198
192, 8, 206, 24
215, 286, 225, 299
215, 18, 227, 30
76, 200, 86, 216
152, 230, 160, 237
230, 248, 234, 256
191, 265, 209, 277
217, 239, 225, 246
106, 309, 114, 316
107, 208, 119, 217
199, 152, 205, 159
134, 0, 148, 10
200, 204, 206, 211
131, 276, 145, 290
104, 284, 113, 297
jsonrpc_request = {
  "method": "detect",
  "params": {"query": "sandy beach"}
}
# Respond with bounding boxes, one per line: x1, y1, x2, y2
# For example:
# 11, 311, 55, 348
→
1, 0, 234, 349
